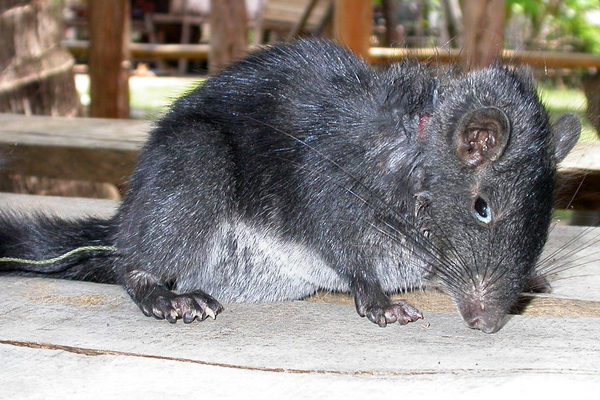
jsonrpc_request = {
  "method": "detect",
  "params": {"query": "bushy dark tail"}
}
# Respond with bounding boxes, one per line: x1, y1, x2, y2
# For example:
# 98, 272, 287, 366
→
0, 212, 118, 283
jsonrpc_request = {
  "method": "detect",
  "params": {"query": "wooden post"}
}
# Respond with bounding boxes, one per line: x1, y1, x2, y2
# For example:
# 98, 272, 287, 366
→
88, 0, 130, 119
440, 0, 463, 48
333, 0, 373, 61
461, 0, 505, 71
209, 0, 248, 74
381, 0, 400, 46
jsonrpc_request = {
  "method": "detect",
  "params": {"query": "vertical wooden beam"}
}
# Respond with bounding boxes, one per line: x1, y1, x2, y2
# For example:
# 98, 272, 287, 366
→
209, 0, 248, 74
461, 0, 505, 71
333, 0, 373, 61
440, 0, 463, 49
288, 0, 320, 41
381, 0, 400, 46
88, 0, 130, 119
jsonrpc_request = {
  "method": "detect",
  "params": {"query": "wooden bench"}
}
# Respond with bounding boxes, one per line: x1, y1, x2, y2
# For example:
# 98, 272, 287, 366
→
0, 113, 146, 187
0, 192, 599, 396
1, 113, 599, 212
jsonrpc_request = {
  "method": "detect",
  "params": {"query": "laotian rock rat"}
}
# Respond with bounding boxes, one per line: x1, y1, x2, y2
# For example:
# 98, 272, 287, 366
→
0, 40, 581, 333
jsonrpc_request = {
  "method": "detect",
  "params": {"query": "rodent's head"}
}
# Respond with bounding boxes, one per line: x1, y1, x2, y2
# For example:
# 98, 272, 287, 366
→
418, 67, 581, 333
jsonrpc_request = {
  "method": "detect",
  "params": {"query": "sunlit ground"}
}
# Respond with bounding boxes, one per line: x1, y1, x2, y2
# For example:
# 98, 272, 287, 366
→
75, 74, 199, 119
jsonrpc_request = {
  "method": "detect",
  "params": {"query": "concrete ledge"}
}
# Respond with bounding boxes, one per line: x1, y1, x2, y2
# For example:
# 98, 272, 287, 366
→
1, 193, 599, 398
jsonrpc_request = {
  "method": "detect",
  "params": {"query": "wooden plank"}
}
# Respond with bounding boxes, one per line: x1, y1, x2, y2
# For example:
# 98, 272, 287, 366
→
557, 143, 600, 210
0, 113, 146, 150
0, 194, 599, 394
556, 168, 600, 210
0, 192, 117, 219
560, 142, 600, 170
7, 118, 597, 163
0, 114, 598, 208
287, 0, 320, 40
0, 114, 146, 185
1, 279, 599, 398
261, 0, 331, 29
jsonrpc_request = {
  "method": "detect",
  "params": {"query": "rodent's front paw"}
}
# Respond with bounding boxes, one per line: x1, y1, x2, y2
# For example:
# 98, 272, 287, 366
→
363, 300, 423, 327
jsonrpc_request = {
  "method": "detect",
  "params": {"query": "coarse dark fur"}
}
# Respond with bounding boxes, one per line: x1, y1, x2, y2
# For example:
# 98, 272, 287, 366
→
0, 40, 581, 333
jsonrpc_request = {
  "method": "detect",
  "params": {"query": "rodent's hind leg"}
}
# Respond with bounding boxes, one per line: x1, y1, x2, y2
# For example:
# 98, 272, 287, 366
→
124, 269, 223, 323
351, 278, 423, 327
523, 273, 552, 293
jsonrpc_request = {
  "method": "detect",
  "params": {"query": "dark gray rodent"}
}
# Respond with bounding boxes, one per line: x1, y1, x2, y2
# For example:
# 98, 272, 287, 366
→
0, 39, 581, 333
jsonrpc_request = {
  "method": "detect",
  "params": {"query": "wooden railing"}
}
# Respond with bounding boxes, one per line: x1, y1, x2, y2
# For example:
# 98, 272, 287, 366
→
63, 40, 600, 68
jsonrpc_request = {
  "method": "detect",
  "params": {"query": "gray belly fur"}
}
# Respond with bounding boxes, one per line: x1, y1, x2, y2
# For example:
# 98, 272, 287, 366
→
175, 219, 426, 302
176, 220, 347, 302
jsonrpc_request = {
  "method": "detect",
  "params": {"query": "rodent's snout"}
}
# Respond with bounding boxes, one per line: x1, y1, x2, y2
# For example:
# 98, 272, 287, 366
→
457, 299, 509, 334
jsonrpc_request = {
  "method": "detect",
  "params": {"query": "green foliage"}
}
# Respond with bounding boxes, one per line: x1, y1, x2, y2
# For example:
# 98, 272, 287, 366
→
507, 0, 543, 16
508, 0, 600, 54
562, 0, 600, 54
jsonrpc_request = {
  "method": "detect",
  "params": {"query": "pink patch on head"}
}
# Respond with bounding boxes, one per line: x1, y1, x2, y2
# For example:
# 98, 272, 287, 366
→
417, 114, 431, 140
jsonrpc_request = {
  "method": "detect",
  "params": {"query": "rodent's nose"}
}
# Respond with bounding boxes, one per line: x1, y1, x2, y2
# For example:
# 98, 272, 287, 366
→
466, 315, 503, 334
458, 301, 507, 334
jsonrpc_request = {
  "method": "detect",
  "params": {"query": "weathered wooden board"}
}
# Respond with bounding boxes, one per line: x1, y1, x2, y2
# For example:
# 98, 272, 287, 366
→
2, 113, 597, 167
0, 192, 117, 218
1, 114, 599, 208
558, 143, 600, 210
1, 277, 599, 399
0, 113, 147, 149
0, 113, 147, 185
0, 193, 599, 398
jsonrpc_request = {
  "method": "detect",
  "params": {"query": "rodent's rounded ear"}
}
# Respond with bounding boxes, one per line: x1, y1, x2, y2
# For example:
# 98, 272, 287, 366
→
552, 113, 581, 162
454, 107, 510, 167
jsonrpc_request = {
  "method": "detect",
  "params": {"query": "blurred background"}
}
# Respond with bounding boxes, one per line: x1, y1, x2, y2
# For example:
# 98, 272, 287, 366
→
1, 0, 598, 130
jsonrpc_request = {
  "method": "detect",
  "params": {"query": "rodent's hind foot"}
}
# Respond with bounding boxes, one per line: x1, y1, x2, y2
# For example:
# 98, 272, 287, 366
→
138, 287, 224, 324
523, 273, 552, 293
363, 300, 423, 327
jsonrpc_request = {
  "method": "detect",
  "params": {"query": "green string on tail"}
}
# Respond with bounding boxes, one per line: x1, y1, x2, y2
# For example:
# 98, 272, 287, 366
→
0, 246, 117, 265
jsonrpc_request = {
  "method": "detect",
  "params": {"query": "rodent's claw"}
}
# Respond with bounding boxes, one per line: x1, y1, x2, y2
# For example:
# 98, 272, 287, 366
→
139, 290, 224, 324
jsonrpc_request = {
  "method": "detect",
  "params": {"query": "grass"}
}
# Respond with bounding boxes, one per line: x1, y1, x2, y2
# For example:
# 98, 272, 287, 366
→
128, 76, 200, 119
75, 75, 200, 119
538, 85, 598, 142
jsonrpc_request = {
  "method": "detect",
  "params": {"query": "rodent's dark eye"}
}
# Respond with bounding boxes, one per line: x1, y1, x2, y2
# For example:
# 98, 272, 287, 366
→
473, 196, 492, 224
